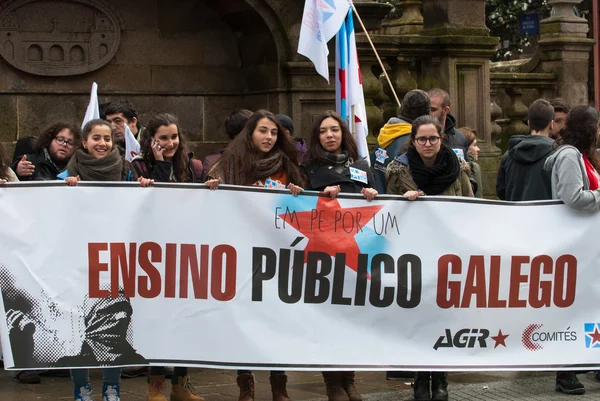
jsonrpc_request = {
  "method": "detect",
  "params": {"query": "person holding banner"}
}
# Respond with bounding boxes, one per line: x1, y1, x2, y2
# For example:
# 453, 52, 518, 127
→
302, 110, 375, 401
385, 115, 473, 401
543, 105, 600, 395
206, 109, 305, 401
131, 113, 203, 183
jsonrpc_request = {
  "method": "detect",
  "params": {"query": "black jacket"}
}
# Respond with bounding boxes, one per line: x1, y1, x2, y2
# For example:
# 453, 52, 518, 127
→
496, 135, 555, 201
131, 153, 203, 183
303, 158, 375, 194
10, 148, 64, 181
444, 114, 469, 157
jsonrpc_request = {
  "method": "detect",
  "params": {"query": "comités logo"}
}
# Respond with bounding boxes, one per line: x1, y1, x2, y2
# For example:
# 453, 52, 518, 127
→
522, 324, 577, 351
584, 323, 600, 348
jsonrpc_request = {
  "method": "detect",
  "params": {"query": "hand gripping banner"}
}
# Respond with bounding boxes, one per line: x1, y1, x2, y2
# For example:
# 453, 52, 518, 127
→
0, 182, 599, 371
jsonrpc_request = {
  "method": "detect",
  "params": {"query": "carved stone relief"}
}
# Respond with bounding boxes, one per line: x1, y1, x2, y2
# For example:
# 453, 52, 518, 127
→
0, 0, 123, 76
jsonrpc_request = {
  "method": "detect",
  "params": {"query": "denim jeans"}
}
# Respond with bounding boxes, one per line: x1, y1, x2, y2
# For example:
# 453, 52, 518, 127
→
70, 368, 121, 388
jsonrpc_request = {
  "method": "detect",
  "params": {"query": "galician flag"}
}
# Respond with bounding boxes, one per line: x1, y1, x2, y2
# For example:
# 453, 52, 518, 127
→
82, 82, 100, 129
335, 8, 370, 164
298, 0, 351, 82
124, 124, 140, 162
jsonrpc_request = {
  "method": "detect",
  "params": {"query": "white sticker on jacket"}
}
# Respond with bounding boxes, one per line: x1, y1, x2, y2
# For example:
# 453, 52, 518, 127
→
349, 167, 368, 184
453, 148, 465, 159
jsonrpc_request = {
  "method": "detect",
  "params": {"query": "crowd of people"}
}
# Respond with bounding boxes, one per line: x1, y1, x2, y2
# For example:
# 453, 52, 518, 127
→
0, 90, 599, 401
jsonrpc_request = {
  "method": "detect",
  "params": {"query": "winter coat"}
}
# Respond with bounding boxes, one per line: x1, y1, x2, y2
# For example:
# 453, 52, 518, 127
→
386, 153, 474, 197
10, 148, 65, 181
496, 135, 554, 201
444, 114, 469, 156
544, 145, 600, 211
131, 153, 203, 183
470, 161, 483, 198
303, 158, 375, 194
371, 117, 412, 194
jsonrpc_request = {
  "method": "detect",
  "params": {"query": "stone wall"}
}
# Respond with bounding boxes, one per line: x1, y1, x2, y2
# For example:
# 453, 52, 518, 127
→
0, 0, 304, 159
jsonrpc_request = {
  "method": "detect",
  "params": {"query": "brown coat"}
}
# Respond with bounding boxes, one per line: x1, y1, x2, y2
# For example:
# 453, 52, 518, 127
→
386, 156, 474, 197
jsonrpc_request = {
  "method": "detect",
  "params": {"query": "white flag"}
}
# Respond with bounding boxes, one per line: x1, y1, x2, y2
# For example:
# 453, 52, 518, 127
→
298, 0, 351, 82
82, 82, 99, 129
124, 124, 140, 162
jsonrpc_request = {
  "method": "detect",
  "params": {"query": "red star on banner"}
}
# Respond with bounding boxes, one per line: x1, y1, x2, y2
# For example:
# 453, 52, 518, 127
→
279, 197, 384, 273
589, 327, 600, 347
491, 329, 509, 349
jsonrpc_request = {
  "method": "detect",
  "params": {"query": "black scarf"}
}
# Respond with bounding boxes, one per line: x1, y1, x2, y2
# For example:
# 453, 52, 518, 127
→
407, 144, 460, 195
323, 150, 351, 167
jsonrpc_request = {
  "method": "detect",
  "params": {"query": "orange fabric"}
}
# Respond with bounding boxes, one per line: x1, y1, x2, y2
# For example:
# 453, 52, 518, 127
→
253, 171, 288, 189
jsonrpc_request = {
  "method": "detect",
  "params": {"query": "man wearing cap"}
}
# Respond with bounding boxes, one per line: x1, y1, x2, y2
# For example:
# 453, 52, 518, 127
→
371, 89, 431, 194
277, 113, 307, 164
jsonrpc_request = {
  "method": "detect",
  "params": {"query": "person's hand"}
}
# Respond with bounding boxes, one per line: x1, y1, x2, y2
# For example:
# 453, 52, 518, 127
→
361, 187, 378, 201
65, 176, 80, 187
138, 177, 154, 187
6, 309, 26, 333
403, 190, 423, 201
205, 178, 221, 190
0, 179, 6, 184
287, 183, 303, 197
15, 155, 35, 177
151, 139, 165, 161
323, 185, 341, 200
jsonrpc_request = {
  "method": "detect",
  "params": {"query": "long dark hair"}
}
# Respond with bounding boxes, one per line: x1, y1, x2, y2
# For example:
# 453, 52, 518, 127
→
141, 113, 191, 182
556, 105, 600, 170
305, 110, 358, 166
0, 142, 10, 180
209, 110, 305, 186
35, 122, 81, 151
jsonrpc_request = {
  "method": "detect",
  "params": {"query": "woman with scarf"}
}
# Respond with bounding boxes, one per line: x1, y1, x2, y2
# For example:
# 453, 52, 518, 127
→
543, 106, 600, 395
385, 115, 472, 401
301, 111, 375, 401
64, 119, 152, 401
132, 113, 203, 184
206, 109, 305, 401
131, 113, 205, 401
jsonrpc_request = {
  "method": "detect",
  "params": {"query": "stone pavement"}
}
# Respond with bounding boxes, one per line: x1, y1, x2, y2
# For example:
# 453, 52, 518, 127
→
2, 368, 600, 400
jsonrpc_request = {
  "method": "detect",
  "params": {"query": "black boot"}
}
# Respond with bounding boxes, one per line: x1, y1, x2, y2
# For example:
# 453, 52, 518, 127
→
413, 372, 430, 401
556, 371, 585, 395
431, 372, 448, 401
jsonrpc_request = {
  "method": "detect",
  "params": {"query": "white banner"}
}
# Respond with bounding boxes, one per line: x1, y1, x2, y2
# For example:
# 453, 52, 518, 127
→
1, 182, 600, 371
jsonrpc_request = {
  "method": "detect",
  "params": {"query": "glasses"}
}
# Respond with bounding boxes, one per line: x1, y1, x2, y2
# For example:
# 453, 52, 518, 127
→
415, 136, 441, 146
55, 137, 75, 148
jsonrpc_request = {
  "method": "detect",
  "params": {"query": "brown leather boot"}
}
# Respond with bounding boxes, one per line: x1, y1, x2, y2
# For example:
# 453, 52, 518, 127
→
270, 373, 292, 401
170, 376, 206, 401
147, 376, 168, 401
342, 372, 362, 401
237, 373, 255, 401
322, 372, 349, 401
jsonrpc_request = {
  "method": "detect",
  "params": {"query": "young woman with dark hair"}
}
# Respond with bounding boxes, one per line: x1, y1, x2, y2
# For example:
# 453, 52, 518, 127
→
302, 111, 375, 401
0, 142, 17, 183
385, 115, 473, 401
131, 113, 203, 183
63, 119, 151, 401
544, 106, 600, 395
461, 126, 483, 198
132, 114, 204, 401
206, 109, 305, 401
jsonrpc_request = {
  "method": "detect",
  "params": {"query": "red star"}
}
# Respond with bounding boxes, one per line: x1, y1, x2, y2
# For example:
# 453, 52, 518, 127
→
588, 327, 600, 346
279, 197, 383, 273
491, 329, 509, 349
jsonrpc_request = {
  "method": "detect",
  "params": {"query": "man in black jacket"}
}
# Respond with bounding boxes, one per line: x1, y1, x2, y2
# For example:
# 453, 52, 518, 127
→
11, 122, 80, 181
496, 99, 555, 201
428, 88, 469, 158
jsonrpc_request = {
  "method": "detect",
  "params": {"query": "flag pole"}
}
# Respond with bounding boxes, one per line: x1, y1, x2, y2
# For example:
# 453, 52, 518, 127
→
350, 2, 402, 110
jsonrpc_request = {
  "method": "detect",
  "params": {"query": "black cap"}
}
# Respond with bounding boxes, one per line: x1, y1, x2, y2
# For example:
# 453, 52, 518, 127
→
400, 89, 431, 122
276, 114, 294, 136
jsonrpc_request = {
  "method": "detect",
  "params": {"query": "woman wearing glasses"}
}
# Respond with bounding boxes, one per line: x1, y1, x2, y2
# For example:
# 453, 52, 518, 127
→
385, 115, 472, 401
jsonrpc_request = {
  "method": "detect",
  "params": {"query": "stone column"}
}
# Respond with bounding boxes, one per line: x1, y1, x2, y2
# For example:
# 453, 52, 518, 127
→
538, 0, 595, 106
420, 0, 500, 198
381, 0, 423, 35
